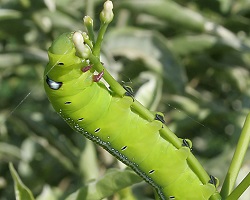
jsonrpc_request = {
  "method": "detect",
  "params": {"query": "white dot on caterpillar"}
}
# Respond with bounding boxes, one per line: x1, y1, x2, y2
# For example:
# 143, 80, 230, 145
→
107, 136, 110, 139
147, 178, 154, 184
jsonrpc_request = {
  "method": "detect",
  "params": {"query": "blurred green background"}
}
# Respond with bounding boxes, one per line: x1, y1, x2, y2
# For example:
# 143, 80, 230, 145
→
1, 0, 250, 199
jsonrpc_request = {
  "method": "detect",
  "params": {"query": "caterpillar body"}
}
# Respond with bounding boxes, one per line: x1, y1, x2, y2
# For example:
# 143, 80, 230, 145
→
44, 32, 219, 200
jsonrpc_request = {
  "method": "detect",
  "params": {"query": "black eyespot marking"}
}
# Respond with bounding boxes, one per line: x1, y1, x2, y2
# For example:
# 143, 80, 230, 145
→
209, 175, 218, 187
123, 85, 134, 97
94, 128, 101, 133
121, 146, 127, 151
58, 62, 64, 66
169, 196, 175, 199
149, 170, 155, 174
64, 101, 72, 105
46, 76, 62, 90
78, 118, 84, 121
155, 114, 165, 124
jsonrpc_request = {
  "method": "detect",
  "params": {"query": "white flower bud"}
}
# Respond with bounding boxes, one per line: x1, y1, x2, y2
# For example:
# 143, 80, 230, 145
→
100, 0, 114, 24
84, 16, 93, 27
72, 31, 90, 59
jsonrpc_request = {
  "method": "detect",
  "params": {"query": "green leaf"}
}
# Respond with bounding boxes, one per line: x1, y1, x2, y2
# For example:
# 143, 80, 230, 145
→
36, 185, 63, 200
118, 0, 205, 31
118, 0, 246, 51
0, 9, 21, 20
105, 27, 187, 93
66, 168, 142, 200
0, 142, 21, 160
169, 34, 243, 55
218, 0, 233, 14
135, 72, 162, 110
79, 140, 99, 182
9, 163, 35, 200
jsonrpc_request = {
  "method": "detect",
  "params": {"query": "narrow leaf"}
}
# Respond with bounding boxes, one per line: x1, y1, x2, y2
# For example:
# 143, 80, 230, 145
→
9, 162, 35, 200
135, 72, 162, 110
0, 9, 21, 20
118, 0, 205, 31
105, 27, 187, 93
66, 168, 142, 200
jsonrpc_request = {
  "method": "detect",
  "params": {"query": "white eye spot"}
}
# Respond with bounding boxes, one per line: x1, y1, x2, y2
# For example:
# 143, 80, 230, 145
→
46, 76, 62, 90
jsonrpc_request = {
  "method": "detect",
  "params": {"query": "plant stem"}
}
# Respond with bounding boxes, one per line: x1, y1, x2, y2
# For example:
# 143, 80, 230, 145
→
220, 112, 250, 198
225, 172, 250, 200
84, 16, 95, 44
92, 23, 108, 57
88, 54, 125, 97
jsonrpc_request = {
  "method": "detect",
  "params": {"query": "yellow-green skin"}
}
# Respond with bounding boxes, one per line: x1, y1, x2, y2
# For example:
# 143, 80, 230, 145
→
44, 32, 217, 200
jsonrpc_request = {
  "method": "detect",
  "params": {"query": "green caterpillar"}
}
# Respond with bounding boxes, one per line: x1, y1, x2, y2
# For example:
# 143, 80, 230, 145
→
44, 31, 220, 200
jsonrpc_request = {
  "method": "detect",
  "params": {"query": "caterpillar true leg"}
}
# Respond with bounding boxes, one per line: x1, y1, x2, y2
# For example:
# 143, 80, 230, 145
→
93, 70, 104, 82
81, 64, 104, 82
81, 65, 93, 72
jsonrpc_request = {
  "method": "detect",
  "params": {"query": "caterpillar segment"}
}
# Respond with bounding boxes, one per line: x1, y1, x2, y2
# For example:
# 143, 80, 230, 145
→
44, 32, 218, 200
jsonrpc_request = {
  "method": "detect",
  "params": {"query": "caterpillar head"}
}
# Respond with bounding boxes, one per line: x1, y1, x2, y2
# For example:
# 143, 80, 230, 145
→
44, 32, 91, 77
47, 32, 82, 68
44, 31, 93, 91
49, 32, 75, 55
